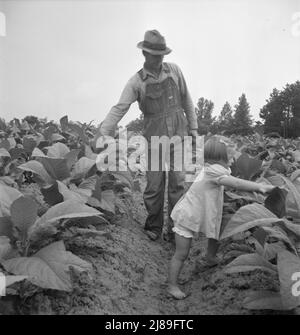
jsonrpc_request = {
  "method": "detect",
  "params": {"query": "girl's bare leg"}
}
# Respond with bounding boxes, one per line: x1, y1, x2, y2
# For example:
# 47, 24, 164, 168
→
167, 233, 192, 299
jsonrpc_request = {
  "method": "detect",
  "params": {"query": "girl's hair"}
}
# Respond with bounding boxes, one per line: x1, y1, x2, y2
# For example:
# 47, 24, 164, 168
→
204, 136, 229, 167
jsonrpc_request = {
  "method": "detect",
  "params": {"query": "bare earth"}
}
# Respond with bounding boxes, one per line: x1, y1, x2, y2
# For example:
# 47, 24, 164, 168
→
5, 178, 291, 316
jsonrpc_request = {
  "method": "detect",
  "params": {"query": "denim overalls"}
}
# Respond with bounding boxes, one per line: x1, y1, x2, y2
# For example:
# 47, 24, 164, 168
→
137, 63, 188, 235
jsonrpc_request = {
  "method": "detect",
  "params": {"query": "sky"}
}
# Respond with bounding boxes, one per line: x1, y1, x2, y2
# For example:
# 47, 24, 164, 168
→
0, 0, 300, 127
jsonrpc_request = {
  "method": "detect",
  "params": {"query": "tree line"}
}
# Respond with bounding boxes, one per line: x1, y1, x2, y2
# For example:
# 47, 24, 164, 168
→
126, 80, 300, 138
1, 80, 299, 139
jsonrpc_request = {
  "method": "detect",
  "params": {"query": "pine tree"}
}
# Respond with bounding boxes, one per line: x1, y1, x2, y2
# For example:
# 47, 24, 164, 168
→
232, 94, 253, 135
259, 88, 283, 135
217, 102, 233, 134
195, 97, 216, 134
260, 82, 300, 138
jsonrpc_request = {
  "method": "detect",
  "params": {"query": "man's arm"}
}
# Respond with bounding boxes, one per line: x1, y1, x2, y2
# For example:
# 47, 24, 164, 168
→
172, 64, 198, 131
99, 75, 139, 136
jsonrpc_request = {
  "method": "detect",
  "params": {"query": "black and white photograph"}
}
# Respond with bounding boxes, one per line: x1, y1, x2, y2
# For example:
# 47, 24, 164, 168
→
0, 0, 300, 320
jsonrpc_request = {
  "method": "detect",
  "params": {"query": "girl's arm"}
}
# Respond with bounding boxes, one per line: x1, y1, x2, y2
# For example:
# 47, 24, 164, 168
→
217, 175, 274, 193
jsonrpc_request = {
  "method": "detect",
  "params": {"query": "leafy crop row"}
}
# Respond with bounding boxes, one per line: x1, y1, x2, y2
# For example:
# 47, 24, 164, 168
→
217, 133, 300, 311
1, 116, 300, 313
0, 116, 137, 305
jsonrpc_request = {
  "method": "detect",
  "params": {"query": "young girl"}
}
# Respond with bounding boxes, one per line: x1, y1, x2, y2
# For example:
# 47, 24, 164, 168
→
167, 136, 274, 299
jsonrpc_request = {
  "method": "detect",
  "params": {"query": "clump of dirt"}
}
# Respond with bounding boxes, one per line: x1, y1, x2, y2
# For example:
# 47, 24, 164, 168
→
8, 179, 293, 315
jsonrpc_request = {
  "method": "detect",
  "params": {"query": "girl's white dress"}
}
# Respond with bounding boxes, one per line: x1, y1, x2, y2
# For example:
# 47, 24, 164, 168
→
171, 163, 231, 239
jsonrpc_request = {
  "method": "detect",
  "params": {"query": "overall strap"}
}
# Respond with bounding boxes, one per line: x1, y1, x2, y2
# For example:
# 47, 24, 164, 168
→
137, 68, 144, 80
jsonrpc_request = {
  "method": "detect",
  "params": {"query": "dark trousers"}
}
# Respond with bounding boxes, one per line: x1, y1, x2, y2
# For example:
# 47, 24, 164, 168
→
143, 140, 185, 234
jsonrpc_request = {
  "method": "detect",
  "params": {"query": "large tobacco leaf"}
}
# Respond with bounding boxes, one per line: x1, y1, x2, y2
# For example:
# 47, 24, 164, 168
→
9, 148, 27, 160
84, 145, 97, 160
60, 115, 69, 132
71, 157, 95, 179
263, 241, 287, 261
262, 226, 297, 254
243, 291, 284, 310
35, 199, 102, 225
2, 241, 92, 291
276, 219, 300, 240
41, 181, 83, 206
31, 147, 46, 158
82, 176, 116, 213
220, 203, 281, 239
10, 196, 38, 243
235, 153, 262, 180
264, 187, 288, 218
28, 200, 103, 241
224, 253, 277, 274
277, 175, 300, 220
66, 123, 89, 144
6, 137, 16, 149
43, 125, 57, 142
18, 160, 53, 185
267, 174, 300, 220
46, 142, 70, 159
64, 149, 81, 170
56, 181, 85, 202
51, 133, 65, 142
41, 181, 64, 206
0, 139, 11, 151
0, 184, 23, 217
0, 148, 11, 158
88, 189, 116, 214
23, 137, 37, 155
37, 157, 70, 181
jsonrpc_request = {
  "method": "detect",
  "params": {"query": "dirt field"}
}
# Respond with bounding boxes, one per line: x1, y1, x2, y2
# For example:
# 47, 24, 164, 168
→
0, 178, 291, 315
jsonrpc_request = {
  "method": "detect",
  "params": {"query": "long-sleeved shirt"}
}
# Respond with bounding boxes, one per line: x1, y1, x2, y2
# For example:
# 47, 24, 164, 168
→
99, 62, 198, 136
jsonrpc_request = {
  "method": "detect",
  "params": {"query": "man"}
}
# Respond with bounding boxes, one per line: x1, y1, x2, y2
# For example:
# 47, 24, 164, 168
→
98, 30, 198, 241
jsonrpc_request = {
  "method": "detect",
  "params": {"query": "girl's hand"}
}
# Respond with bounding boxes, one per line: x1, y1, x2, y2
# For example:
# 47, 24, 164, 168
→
258, 183, 275, 194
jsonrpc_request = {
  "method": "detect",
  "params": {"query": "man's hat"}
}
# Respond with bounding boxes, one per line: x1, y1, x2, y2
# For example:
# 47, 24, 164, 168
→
137, 30, 172, 55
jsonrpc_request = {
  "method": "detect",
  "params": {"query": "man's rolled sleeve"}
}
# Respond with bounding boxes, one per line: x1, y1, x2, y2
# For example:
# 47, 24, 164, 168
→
175, 65, 198, 130
100, 76, 139, 136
